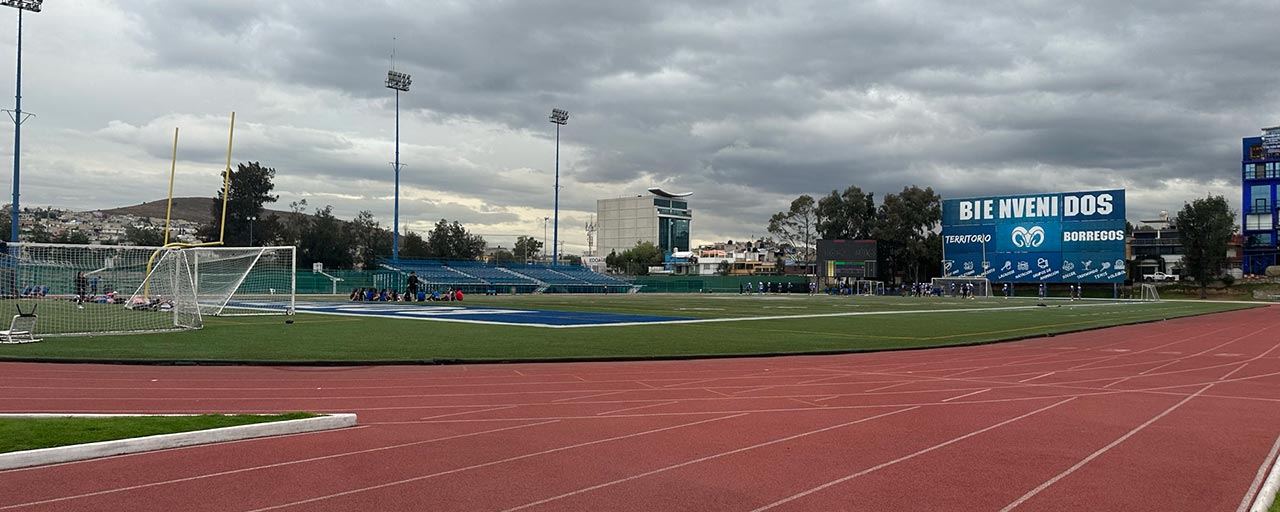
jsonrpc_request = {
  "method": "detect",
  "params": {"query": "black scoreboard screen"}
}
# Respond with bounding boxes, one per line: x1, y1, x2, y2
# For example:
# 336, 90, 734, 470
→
817, 239, 878, 279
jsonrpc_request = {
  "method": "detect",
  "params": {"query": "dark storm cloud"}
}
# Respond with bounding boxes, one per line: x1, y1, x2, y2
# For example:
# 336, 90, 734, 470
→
105, 0, 1280, 243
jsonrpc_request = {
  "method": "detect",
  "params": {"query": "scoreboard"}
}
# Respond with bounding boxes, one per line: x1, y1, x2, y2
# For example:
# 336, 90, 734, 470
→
817, 239, 878, 279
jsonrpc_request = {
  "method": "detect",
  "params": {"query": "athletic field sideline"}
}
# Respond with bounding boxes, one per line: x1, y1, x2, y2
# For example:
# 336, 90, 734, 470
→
0, 295, 1256, 364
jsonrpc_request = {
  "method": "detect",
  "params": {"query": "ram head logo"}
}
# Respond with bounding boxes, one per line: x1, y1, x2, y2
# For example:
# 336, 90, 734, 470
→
1010, 226, 1046, 248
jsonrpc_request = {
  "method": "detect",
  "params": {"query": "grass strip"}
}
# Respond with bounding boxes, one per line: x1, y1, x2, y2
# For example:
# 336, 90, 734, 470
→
0, 413, 318, 453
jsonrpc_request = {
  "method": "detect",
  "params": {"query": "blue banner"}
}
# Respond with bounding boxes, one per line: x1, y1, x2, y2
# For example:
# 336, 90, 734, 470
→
942, 189, 1126, 283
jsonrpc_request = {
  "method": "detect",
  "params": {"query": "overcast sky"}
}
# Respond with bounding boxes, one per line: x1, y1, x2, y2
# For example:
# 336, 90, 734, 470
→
0, 0, 1275, 252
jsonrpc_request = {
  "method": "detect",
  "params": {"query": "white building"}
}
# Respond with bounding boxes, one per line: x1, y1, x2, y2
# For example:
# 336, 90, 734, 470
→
597, 188, 692, 258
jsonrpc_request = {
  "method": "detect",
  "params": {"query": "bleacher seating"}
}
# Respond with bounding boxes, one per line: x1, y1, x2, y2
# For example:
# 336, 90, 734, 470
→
393, 261, 485, 285
380, 259, 633, 293
554, 266, 628, 285
511, 267, 585, 285
449, 265, 538, 285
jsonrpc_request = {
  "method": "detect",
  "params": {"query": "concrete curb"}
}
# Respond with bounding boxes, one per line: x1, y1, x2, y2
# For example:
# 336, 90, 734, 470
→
1251, 446, 1280, 512
0, 413, 356, 471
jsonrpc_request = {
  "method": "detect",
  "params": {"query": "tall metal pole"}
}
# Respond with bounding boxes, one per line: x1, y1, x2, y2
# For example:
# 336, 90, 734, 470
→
392, 89, 400, 263
9, 9, 22, 243
552, 123, 560, 266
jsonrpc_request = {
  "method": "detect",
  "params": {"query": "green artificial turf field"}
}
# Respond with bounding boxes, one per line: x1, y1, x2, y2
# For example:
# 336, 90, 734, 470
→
0, 295, 1257, 363
0, 413, 318, 454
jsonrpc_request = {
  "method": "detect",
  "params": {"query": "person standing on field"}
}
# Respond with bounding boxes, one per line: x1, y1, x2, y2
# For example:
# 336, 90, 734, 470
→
405, 271, 420, 302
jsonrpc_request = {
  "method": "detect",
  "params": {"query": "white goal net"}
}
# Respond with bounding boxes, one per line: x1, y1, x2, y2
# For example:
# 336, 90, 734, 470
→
931, 277, 993, 298
0, 243, 294, 337
0, 243, 198, 336
852, 280, 885, 296
186, 246, 296, 316
1135, 283, 1160, 302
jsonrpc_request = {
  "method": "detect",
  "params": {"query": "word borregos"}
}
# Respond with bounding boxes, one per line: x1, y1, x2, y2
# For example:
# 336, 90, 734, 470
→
957, 193, 1115, 221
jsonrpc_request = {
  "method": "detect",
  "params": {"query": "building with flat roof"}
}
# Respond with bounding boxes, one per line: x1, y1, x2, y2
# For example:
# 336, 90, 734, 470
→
1242, 130, 1280, 274
597, 188, 692, 258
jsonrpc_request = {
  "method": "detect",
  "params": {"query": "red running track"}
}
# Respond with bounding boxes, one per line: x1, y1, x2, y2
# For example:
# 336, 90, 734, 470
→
2, 306, 1280, 511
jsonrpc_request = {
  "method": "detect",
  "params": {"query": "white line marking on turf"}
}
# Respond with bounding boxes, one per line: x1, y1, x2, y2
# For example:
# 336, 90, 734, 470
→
942, 389, 991, 402
500, 407, 921, 512
749, 398, 1075, 511
243, 413, 749, 512
0, 420, 559, 510
998, 385, 1213, 511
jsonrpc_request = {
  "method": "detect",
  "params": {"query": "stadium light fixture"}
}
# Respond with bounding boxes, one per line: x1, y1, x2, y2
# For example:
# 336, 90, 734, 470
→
385, 67, 411, 263
549, 108, 568, 266
2, 0, 40, 244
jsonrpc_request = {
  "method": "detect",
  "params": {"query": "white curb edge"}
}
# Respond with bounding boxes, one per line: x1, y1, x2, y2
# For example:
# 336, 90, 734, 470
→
0, 413, 356, 471
1251, 448, 1280, 512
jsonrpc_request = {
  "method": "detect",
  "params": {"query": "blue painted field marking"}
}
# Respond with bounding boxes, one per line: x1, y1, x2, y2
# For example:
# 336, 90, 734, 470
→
231, 300, 690, 327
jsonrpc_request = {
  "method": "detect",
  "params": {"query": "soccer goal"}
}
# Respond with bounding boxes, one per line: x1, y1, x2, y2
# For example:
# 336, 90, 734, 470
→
184, 246, 296, 316
931, 277, 994, 298
853, 280, 884, 296
1135, 283, 1160, 302
2, 243, 203, 336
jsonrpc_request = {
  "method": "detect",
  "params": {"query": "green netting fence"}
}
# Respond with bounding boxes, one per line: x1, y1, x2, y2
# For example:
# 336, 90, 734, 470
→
626, 275, 810, 293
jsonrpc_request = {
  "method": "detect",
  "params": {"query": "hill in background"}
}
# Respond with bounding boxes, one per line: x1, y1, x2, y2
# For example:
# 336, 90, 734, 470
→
100, 198, 301, 225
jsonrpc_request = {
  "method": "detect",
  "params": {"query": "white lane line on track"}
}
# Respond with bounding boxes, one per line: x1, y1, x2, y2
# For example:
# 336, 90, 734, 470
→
243, 413, 750, 512
997, 385, 1214, 511
596, 401, 678, 416
749, 398, 1076, 511
1137, 360, 1183, 375
942, 389, 991, 402
420, 405, 517, 421
1220, 363, 1250, 382
1017, 372, 1055, 383
0, 420, 559, 511
500, 406, 922, 512
551, 390, 630, 403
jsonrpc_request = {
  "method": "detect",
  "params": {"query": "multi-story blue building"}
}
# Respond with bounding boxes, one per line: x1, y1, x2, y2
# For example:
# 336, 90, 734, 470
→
1242, 130, 1280, 274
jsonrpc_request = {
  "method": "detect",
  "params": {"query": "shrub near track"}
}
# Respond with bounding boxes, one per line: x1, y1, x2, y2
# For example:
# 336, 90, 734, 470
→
0, 295, 1259, 363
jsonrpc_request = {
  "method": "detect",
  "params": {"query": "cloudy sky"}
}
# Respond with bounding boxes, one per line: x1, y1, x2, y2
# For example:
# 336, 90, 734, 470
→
0, 0, 1275, 252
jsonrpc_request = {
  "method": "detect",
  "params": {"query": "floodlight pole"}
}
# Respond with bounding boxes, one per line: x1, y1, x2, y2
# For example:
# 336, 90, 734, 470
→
385, 61, 411, 265
5, 4, 38, 243
392, 88, 401, 263
549, 109, 568, 266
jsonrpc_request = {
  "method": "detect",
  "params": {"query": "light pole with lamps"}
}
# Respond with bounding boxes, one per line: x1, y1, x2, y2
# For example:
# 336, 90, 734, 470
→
385, 65, 411, 264
247, 215, 257, 246
549, 108, 568, 266
2, 0, 40, 243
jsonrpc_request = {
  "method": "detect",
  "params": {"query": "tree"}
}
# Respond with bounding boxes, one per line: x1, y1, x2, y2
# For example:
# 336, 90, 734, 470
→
767, 195, 818, 261
347, 210, 392, 270
124, 225, 166, 247
1175, 195, 1236, 299
606, 241, 665, 275
199, 161, 280, 246
873, 186, 942, 282
424, 219, 486, 260
400, 231, 431, 259
490, 249, 518, 264
298, 205, 353, 269
817, 186, 876, 240
52, 229, 91, 245
563, 254, 583, 266
716, 260, 731, 276
276, 199, 309, 247
514, 235, 543, 263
